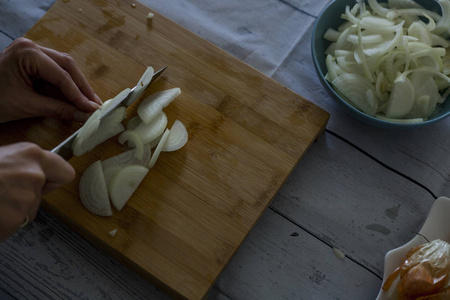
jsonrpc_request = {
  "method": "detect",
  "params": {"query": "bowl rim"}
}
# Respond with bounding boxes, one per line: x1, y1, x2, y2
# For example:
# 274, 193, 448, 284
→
311, 0, 450, 129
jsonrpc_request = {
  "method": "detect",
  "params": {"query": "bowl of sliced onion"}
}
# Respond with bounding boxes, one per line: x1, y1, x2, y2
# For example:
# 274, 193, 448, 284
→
312, 0, 450, 128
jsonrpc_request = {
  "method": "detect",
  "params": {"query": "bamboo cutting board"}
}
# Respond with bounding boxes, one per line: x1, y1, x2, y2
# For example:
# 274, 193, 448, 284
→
2, 0, 329, 298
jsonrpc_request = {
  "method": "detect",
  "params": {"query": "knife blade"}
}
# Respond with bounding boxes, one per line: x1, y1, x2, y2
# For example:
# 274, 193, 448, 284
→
51, 66, 167, 160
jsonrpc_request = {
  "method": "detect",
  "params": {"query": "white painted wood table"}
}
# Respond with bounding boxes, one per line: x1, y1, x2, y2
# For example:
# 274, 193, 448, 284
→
0, 0, 449, 299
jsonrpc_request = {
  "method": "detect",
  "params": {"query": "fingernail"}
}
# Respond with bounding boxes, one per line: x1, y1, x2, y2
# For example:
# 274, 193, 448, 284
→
74, 111, 90, 123
90, 101, 101, 110
94, 94, 103, 105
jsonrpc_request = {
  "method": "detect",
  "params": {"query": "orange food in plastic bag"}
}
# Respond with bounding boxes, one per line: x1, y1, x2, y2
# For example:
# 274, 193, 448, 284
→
382, 239, 450, 300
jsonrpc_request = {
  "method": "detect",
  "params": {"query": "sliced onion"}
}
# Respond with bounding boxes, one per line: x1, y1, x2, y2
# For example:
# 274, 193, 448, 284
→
434, 0, 450, 36
137, 88, 181, 124
332, 73, 378, 116
103, 165, 124, 190
118, 130, 145, 160
102, 145, 152, 186
408, 21, 433, 45
126, 116, 141, 130
147, 128, 170, 169
324, 28, 341, 42
72, 107, 125, 156
163, 120, 188, 152
102, 145, 152, 170
385, 76, 415, 118
124, 67, 154, 107
109, 229, 118, 237
324, 0, 450, 123
72, 110, 101, 156
109, 165, 149, 211
79, 160, 112, 216
386, 9, 441, 22
376, 114, 424, 123
99, 88, 131, 118
388, 0, 423, 9
133, 111, 168, 144
88, 107, 126, 147
367, 0, 390, 17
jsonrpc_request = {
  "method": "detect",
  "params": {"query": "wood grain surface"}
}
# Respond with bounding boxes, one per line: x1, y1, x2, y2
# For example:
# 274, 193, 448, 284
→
0, 0, 328, 299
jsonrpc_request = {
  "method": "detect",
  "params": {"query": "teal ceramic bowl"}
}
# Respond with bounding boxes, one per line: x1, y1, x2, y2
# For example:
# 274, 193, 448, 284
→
311, 0, 450, 129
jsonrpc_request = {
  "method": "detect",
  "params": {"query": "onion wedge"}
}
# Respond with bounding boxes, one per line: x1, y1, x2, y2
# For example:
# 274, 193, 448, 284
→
102, 145, 152, 170
99, 88, 131, 118
385, 76, 415, 118
163, 120, 188, 152
109, 165, 149, 211
133, 111, 168, 144
79, 160, 112, 216
73, 107, 125, 156
332, 73, 378, 116
137, 88, 181, 124
147, 128, 170, 168
72, 110, 101, 156
73, 88, 130, 156
102, 145, 152, 186
124, 67, 154, 107
118, 130, 145, 160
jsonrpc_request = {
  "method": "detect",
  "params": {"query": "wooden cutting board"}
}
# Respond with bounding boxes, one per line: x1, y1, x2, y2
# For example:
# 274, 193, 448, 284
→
1, 0, 329, 298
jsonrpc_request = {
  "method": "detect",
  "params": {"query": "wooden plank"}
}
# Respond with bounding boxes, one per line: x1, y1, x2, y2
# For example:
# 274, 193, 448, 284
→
0, 0, 329, 298
0, 202, 381, 300
214, 208, 382, 299
271, 132, 435, 277
0, 210, 170, 300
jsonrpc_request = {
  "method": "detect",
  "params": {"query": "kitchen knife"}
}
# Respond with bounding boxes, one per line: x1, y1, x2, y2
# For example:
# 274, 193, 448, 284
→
51, 66, 167, 160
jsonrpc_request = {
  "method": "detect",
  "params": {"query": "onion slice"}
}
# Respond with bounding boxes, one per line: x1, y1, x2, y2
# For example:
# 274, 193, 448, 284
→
124, 67, 154, 107
137, 88, 181, 124
332, 73, 378, 116
72, 110, 101, 156
385, 76, 415, 118
102, 145, 152, 186
73, 107, 125, 156
133, 111, 168, 144
79, 160, 112, 216
147, 128, 170, 168
118, 130, 145, 160
109, 165, 149, 211
99, 88, 131, 118
163, 120, 188, 152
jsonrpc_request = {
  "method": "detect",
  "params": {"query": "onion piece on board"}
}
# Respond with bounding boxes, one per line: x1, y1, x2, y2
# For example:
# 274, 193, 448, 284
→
133, 111, 168, 144
163, 120, 188, 152
118, 130, 145, 160
147, 128, 170, 168
102, 145, 152, 186
109, 165, 149, 211
137, 88, 181, 124
124, 67, 154, 107
79, 160, 113, 216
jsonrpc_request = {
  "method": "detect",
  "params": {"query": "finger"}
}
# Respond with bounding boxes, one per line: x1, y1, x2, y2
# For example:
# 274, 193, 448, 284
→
38, 46, 103, 106
26, 195, 41, 222
22, 91, 91, 122
42, 181, 64, 195
39, 151, 76, 193
25, 48, 100, 112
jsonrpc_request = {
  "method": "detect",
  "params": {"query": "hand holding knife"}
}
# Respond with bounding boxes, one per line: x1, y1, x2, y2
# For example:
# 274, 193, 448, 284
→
51, 67, 167, 160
